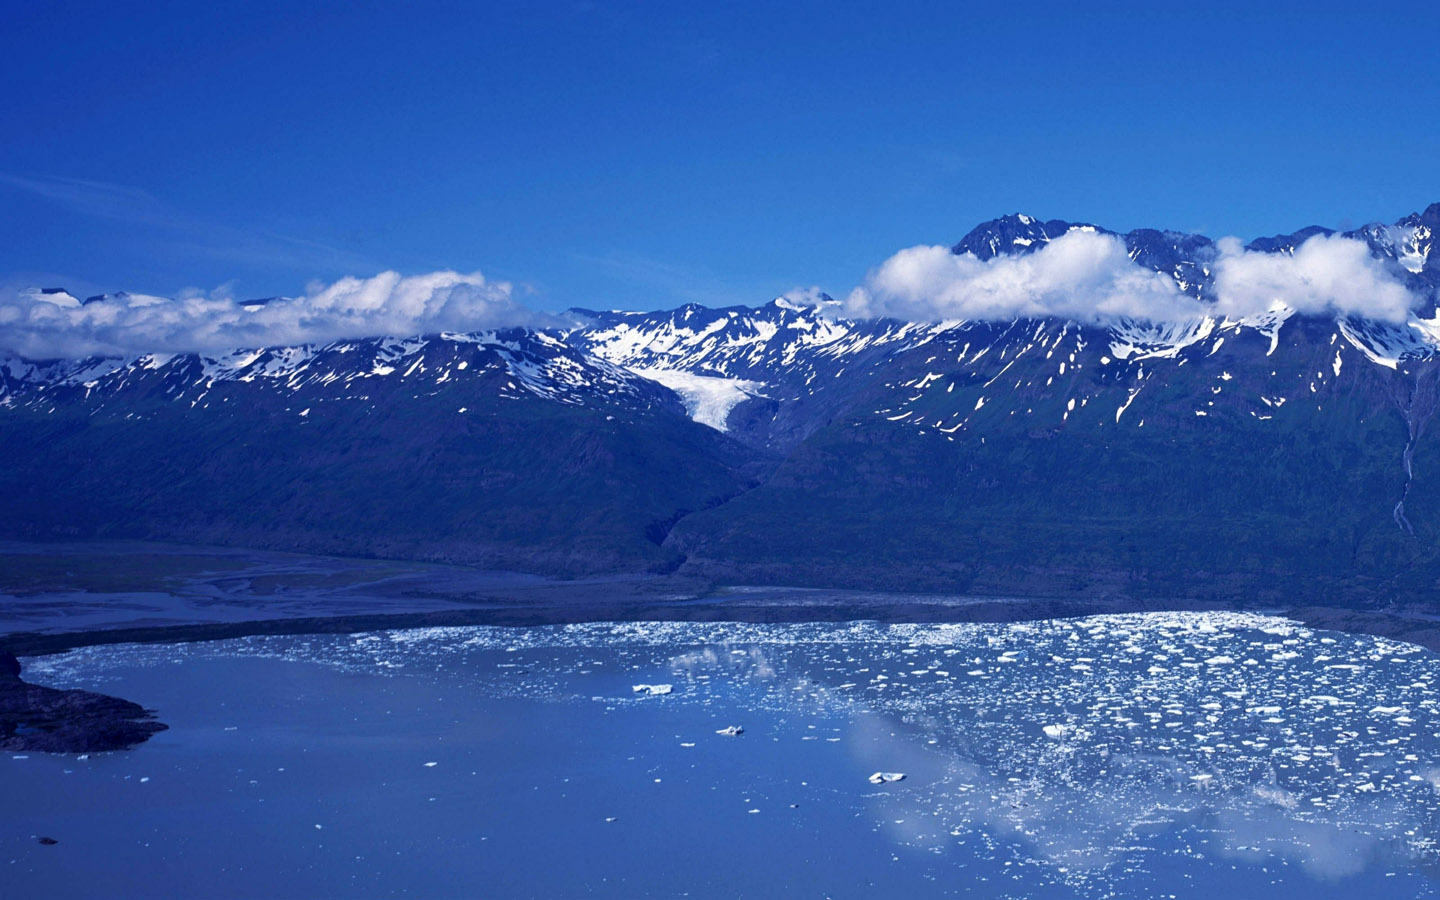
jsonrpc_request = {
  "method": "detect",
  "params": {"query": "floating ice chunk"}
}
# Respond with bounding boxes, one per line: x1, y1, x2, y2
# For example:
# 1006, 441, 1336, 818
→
716, 725, 744, 736
632, 684, 674, 696
424, 761, 438, 767
1370, 706, 1405, 716
1042, 724, 1067, 739
868, 772, 906, 784
1205, 656, 1235, 665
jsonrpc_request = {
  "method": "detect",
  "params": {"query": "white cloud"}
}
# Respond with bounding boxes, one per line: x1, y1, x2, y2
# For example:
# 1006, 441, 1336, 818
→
0, 228, 1424, 360
1211, 234, 1414, 323
845, 229, 1421, 325
777, 285, 836, 310
845, 231, 1204, 324
0, 270, 550, 359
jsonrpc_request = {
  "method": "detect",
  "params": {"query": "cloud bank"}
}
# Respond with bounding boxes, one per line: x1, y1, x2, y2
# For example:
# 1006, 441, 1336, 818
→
845, 230, 1420, 325
0, 228, 1423, 360
1210, 234, 1414, 323
845, 231, 1202, 323
0, 270, 550, 358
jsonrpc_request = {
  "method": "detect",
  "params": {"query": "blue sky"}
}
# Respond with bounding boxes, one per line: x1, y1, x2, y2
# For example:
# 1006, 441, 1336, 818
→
3, 1, 1439, 312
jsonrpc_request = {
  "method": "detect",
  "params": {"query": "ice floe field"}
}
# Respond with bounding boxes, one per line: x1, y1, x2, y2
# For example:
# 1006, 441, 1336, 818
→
7, 611, 1440, 897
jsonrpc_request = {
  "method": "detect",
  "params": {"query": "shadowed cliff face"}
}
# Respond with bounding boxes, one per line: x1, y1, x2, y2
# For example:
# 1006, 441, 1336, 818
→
0, 652, 166, 753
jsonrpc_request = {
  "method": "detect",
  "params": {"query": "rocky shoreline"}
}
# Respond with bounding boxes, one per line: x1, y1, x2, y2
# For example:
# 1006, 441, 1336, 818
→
0, 651, 167, 753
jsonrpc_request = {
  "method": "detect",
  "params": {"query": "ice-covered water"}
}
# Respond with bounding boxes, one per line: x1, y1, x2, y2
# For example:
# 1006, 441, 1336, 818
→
7, 611, 1440, 897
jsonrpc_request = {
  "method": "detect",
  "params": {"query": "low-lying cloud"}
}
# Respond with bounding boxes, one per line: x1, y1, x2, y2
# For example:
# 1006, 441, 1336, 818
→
0, 227, 1424, 360
846, 229, 1420, 325
1210, 233, 1414, 323
0, 270, 549, 359
845, 231, 1201, 323
778, 285, 837, 309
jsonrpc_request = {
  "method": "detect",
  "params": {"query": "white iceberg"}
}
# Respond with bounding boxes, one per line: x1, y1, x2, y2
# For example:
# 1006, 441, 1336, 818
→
868, 772, 906, 784
631, 684, 674, 696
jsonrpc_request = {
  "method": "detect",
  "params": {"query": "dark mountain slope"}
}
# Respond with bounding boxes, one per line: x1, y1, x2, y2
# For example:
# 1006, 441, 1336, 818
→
665, 315, 1440, 603
0, 334, 767, 575
5, 204, 1440, 602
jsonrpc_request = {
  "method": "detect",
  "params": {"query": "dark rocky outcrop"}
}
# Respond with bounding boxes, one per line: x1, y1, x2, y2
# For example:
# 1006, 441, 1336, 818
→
0, 653, 166, 753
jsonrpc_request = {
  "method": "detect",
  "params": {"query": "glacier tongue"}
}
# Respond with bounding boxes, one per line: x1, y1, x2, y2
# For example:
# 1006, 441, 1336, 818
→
632, 367, 764, 431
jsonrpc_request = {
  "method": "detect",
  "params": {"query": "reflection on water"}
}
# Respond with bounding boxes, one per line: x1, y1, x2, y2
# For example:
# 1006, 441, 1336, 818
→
16, 611, 1440, 897
638, 614, 1440, 892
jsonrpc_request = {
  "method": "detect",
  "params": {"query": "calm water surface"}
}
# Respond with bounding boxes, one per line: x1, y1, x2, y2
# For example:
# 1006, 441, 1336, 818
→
5, 612, 1440, 898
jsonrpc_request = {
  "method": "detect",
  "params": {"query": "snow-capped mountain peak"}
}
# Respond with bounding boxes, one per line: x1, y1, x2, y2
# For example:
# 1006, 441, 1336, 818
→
7, 203, 1440, 446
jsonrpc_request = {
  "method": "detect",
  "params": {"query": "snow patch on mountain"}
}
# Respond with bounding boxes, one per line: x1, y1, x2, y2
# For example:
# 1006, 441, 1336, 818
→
0, 329, 676, 417
1108, 317, 1216, 361
1337, 315, 1440, 369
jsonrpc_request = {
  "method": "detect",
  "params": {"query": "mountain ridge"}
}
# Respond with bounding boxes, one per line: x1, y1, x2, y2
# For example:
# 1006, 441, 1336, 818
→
5, 203, 1440, 603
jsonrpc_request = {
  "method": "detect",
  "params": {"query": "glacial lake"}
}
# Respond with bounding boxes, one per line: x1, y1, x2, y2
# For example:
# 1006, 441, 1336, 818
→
6, 612, 1440, 898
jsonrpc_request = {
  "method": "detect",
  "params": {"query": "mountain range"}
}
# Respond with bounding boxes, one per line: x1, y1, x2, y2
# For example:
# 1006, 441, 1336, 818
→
5, 204, 1440, 605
